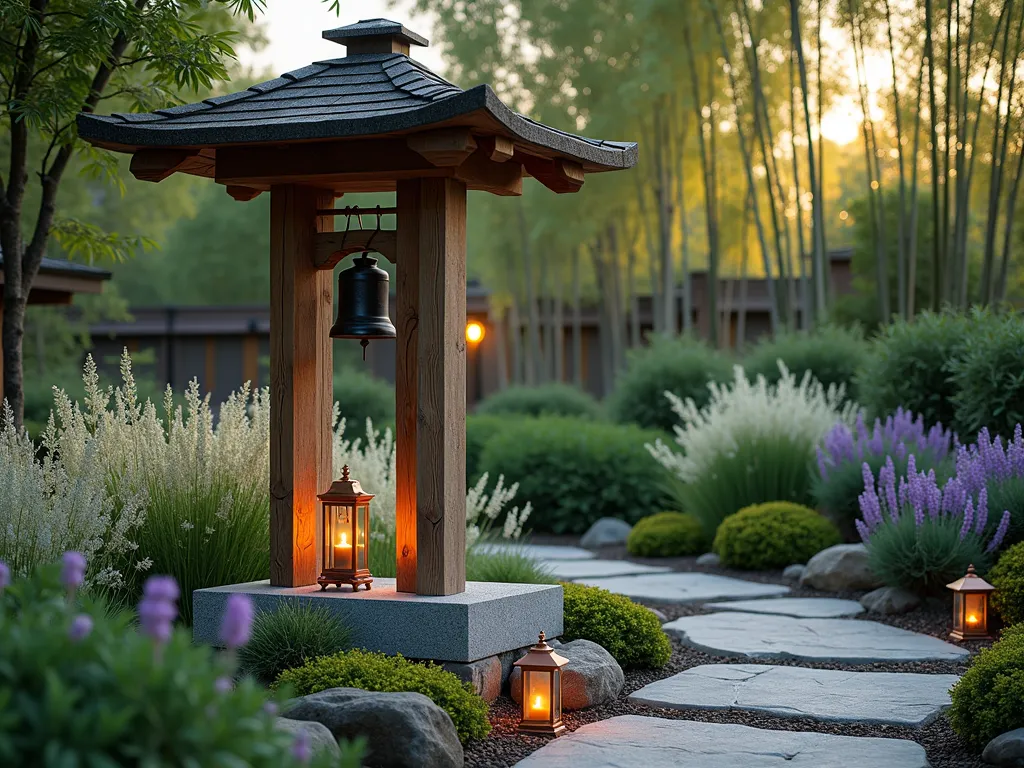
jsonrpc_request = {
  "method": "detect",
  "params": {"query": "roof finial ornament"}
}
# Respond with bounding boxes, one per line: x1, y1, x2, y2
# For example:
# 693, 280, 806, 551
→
322, 18, 429, 56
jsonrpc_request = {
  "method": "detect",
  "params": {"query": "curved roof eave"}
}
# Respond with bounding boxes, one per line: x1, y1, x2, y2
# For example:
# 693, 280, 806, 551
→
76, 84, 637, 172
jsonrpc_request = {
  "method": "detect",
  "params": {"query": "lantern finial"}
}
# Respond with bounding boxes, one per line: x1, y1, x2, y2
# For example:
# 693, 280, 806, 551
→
967, 563, 977, 575
342, 464, 351, 481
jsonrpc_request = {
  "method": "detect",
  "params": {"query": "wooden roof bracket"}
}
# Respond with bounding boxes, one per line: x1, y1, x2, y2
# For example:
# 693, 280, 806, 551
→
313, 229, 398, 269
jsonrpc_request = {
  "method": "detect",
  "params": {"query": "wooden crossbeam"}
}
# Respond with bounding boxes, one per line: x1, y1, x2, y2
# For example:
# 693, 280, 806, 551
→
313, 229, 398, 269
520, 155, 585, 194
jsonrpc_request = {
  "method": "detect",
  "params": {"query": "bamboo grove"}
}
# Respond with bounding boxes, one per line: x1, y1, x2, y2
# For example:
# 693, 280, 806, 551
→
409, 0, 1024, 390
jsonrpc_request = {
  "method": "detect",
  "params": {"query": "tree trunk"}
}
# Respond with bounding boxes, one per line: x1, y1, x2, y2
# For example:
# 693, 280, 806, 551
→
606, 223, 627, 374
907, 62, 926, 318
676, 112, 694, 335
884, 0, 909, 319
738, 189, 753, 347
708, 1, 779, 334
553, 285, 565, 383
996, 137, 1024, 301
571, 247, 583, 387
590, 238, 614, 397
789, 45, 811, 330
791, 0, 828, 322
627, 237, 641, 349
655, 101, 676, 336
683, 17, 721, 345
925, 0, 942, 309
517, 202, 542, 385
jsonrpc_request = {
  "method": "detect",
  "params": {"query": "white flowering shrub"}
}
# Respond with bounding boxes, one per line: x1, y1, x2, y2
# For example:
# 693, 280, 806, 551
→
333, 415, 531, 546
3, 352, 531, 607
649, 362, 856, 535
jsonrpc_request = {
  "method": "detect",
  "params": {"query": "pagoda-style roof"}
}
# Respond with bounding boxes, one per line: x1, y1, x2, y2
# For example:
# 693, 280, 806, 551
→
76, 19, 636, 197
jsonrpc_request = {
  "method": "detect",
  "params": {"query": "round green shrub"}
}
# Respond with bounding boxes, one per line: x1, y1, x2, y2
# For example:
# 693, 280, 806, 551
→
990, 541, 1024, 627
856, 311, 970, 428
239, 601, 352, 685
275, 649, 490, 743
712, 502, 841, 570
0, 564, 360, 768
607, 336, 732, 433
627, 512, 706, 558
476, 383, 601, 420
478, 416, 668, 534
950, 310, 1024, 438
334, 367, 396, 432
561, 582, 671, 668
743, 325, 868, 402
466, 414, 511, 485
671, 432, 821, 538
948, 624, 1024, 751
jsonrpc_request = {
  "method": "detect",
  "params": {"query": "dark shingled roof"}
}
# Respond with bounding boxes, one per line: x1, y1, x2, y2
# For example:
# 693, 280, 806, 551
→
76, 21, 636, 172
323, 18, 428, 48
0, 253, 111, 280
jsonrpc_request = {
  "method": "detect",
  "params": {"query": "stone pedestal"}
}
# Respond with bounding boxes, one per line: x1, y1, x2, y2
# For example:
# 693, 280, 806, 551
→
193, 579, 562, 666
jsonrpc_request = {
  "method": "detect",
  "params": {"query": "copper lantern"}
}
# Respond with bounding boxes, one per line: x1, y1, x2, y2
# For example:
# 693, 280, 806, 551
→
947, 564, 995, 641
514, 632, 568, 736
318, 465, 373, 591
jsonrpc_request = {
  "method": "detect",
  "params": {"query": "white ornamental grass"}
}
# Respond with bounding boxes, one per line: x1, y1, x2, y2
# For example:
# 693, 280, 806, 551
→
648, 362, 857, 482
333, 415, 530, 544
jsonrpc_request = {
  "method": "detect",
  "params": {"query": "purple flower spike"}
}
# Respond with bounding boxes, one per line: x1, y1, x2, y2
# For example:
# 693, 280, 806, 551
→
61, 551, 87, 591
69, 614, 93, 643
143, 575, 180, 603
959, 499, 974, 542
987, 511, 1012, 553
215, 676, 233, 694
219, 594, 254, 650
291, 730, 312, 764
855, 518, 871, 543
0, 560, 9, 593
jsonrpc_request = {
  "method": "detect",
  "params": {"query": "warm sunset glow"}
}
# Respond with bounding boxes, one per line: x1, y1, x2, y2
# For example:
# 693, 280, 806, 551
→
532, 695, 546, 711
466, 321, 485, 344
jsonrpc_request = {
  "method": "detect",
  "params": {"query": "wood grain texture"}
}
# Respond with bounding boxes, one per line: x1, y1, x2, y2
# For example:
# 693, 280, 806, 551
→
453, 148, 522, 196
407, 128, 478, 166
395, 179, 420, 593
313, 229, 398, 268
416, 177, 467, 595
269, 185, 334, 587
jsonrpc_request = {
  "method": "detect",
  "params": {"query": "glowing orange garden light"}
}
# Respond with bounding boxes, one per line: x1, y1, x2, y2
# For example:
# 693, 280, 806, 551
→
947, 564, 995, 641
317, 465, 373, 592
514, 632, 568, 736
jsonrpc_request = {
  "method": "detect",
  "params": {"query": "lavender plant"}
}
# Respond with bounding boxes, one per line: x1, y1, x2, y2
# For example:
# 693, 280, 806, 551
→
813, 409, 955, 541
955, 425, 1024, 547
0, 555, 363, 766
857, 456, 1011, 593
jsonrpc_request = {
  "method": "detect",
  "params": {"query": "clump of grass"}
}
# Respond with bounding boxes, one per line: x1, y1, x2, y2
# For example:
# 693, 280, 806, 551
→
239, 600, 352, 685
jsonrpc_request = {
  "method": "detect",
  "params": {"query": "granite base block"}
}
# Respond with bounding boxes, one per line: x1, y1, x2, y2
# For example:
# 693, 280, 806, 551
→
193, 578, 563, 664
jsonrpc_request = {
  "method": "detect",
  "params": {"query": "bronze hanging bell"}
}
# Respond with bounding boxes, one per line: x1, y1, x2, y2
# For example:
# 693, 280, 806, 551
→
330, 251, 397, 359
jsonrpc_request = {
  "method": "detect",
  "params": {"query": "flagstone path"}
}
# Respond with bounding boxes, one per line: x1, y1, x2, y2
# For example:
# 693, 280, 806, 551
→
512, 716, 931, 767
703, 597, 864, 618
629, 664, 958, 727
664, 612, 969, 663
575, 572, 791, 603
502, 553, 971, 768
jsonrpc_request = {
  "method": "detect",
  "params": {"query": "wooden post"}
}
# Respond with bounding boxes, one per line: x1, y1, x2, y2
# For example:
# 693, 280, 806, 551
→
395, 179, 420, 593
417, 177, 467, 595
269, 184, 334, 587
395, 178, 468, 595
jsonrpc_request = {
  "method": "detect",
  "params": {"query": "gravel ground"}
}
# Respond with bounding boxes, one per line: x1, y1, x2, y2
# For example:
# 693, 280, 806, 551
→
464, 537, 991, 768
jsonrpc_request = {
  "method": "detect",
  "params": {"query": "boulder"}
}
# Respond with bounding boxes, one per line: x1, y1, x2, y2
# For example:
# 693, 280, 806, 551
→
983, 729, 1024, 766
274, 718, 340, 761
511, 639, 624, 710
782, 564, 806, 583
648, 607, 669, 623
696, 552, 721, 567
800, 544, 883, 592
285, 688, 463, 768
581, 517, 633, 548
860, 586, 921, 615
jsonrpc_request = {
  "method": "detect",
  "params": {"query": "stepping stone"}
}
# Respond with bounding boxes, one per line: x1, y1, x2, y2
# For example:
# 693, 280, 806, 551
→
513, 715, 929, 767
576, 573, 789, 603
543, 559, 673, 580
664, 612, 970, 663
475, 543, 596, 561
629, 664, 958, 727
704, 597, 865, 618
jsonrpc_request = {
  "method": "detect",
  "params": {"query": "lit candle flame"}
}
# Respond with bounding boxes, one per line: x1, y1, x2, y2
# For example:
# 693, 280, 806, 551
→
966, 614, 979, 625
336, 533, 352, 549
532, 695, 545, 711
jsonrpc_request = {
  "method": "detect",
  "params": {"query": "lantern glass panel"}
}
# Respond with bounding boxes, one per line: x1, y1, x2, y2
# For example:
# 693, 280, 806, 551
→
332, 505, 354, 570
357, 503, 369, 570
553, 670, 562, 722
965, 593, 987, 631
952, 592, 963, 631
524, 670, 551, 722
